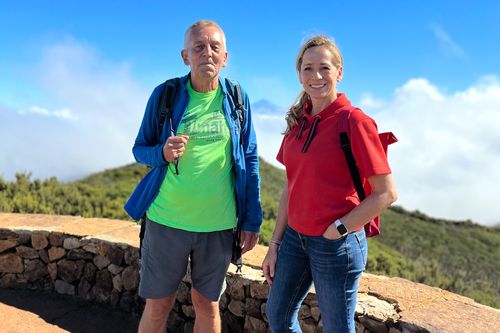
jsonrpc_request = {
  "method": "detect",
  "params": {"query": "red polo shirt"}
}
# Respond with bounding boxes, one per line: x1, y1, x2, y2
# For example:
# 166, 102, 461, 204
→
277, 94, 391, 236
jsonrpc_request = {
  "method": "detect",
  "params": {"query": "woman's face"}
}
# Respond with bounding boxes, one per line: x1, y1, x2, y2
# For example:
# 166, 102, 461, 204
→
299, 46, 342, 103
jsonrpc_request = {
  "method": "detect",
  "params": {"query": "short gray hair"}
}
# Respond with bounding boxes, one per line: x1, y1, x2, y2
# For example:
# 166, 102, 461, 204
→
183, 20, 226, 49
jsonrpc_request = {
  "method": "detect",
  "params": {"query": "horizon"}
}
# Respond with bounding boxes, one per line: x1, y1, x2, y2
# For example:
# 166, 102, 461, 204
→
1, 1, 500, 226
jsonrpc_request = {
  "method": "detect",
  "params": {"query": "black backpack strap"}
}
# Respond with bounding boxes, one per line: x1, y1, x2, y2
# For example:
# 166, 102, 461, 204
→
338, 109, 366, 201
225, 78, 246, 131
139, 215, 147, 259
157, 78, 180, 140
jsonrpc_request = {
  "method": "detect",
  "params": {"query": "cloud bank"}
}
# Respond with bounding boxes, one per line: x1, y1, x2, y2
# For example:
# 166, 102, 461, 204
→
1, 38, 499, 226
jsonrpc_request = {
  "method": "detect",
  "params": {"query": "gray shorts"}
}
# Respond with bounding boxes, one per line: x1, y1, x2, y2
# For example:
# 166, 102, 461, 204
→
138, 218, 233, 301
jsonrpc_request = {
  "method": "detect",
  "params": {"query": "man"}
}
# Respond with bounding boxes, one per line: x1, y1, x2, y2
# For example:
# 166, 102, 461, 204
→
124, 20, 262, 333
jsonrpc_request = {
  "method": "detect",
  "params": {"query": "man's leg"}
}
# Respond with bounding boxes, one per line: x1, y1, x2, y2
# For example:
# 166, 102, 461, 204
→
138, 294, 176, 333
191, 287, 221, 333
190, 229, 233, 333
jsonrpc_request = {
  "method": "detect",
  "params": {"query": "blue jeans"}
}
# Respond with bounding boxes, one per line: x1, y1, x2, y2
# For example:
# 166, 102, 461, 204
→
266, 226, 367, 333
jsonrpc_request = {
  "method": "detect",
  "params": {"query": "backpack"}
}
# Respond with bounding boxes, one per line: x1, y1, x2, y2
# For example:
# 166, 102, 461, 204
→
338, 108, 397, 237
139, 77, 247, 266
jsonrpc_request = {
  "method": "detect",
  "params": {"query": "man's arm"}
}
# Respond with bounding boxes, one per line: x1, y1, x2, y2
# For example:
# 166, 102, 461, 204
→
132, 84, 170, 168
239, 89, 263, 252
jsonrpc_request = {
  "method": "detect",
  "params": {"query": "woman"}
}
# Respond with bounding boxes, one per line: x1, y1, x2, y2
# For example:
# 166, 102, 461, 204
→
262, 35, 397, 333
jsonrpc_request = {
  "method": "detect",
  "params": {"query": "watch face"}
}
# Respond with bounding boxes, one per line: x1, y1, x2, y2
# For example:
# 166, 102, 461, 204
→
337, 224, 348, 235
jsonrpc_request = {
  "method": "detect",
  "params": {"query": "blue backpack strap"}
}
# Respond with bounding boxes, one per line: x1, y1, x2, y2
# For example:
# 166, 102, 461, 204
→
338, 108, 367, 200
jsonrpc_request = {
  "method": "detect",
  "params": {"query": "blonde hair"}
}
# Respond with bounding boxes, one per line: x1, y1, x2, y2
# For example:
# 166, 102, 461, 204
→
184, 20, 226, 50
285, 35, 343, 132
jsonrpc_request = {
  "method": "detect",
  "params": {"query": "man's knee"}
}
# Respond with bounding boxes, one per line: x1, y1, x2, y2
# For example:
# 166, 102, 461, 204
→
144, 294, 176, 320
191, 288, 219, 317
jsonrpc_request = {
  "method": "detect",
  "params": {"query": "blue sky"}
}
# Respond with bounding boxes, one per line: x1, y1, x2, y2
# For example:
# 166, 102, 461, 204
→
1, 1, 500, 225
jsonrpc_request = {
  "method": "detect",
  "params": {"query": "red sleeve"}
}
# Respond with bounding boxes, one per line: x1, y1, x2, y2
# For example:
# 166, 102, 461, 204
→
276, 136, 286, 165
349, 112, 391, 179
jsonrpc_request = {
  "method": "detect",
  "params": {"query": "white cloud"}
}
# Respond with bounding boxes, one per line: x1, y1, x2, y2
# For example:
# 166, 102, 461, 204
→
363, 76, 500, 226
20, 106, 77, 120
430, 23, 465, 58
0, 37, 149, 181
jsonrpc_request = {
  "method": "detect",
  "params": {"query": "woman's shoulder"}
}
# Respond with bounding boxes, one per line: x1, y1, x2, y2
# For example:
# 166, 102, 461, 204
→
348, 107, 376, 125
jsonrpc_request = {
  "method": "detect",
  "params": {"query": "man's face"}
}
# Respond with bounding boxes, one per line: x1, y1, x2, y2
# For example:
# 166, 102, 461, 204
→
182, 25, 228, 80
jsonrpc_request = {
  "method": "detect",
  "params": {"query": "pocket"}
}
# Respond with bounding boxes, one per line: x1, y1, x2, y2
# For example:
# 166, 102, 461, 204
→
354, 233, 367, 267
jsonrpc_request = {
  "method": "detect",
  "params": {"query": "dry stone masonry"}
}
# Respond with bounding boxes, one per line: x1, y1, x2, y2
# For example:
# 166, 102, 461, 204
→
1, 213, 499, 333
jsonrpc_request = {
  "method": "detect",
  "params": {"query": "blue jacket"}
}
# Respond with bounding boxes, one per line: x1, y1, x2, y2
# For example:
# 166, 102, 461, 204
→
124, 74, 263, 232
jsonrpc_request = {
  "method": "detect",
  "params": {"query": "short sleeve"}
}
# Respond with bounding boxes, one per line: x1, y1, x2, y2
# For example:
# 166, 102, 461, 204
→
350, 115, 391, 178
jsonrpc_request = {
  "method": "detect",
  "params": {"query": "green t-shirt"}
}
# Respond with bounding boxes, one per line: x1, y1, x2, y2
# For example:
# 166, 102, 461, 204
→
147, 80, 236, 232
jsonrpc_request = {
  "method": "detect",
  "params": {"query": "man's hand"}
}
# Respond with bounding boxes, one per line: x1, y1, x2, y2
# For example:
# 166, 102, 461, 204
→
240, 231, 259, 254
163, 135, 189, 162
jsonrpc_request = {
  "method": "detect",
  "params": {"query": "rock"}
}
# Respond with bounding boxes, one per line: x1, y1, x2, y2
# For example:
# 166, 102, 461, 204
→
228, 300, 246, 317
67, 249, 93, 260
299, 318, 316, 333
220, 292, 229, 311
112, 274, 123, 292
356, 294, 399, 322
63, 237, 81, 250
47, 262, 57, 281
106, 246, 124, 266
177, 281, 192, 304
184, 321, 194, 333
93, 255, 111, 270
31, 231, 49, 250
388, 327, 402, 333
260, 302, 268, 323
83, 262, 97, 282
16, 246, 39, 259
0, 239, 18, 253
57, 259, 84, 283
359, 316, 388, 333
78, 278, 93, 301
92, 284, 111, 303
222, 311, 243, 333
108, 264, 124, 275
83, 243, 97, 254
96, 269, 113, 291
229, 278, 248, 301
48, 232, 65, 247
182, 305, 195, 318
311, 305, 321, 321
55, 279, 75, 295
38, 249, 49, 264
0, 253, 23, 273
0, 273, 17, 288
124, 247, 139, 267
0, 229, 18, 240
250, 282, 269, 299
245, 298, 262, 318
48, 247, 66, 262
299, 304, 311, 320
355, 320, 366, 333
24, 259, 47, 282
244, 315, 267, 333
122, 266, 139, 290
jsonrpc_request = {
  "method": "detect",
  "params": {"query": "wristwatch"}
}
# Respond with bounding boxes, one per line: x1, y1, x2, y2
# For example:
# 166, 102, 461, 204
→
334, 219, 348, 237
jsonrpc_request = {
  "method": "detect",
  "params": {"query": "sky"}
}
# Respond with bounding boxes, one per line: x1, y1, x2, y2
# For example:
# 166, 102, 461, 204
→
1, 1, 500, 225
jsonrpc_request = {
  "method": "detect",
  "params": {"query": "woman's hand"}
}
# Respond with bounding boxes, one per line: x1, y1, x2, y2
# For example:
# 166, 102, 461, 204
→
322, 223, 342, 240
262, 245, 279, 285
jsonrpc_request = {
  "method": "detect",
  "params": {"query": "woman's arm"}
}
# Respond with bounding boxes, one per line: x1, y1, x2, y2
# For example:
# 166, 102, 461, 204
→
262, 182, 289, 284
323, 173, 397, 239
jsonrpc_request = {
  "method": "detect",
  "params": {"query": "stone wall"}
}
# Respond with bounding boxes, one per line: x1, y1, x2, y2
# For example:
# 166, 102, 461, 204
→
1, 213, 499, 333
